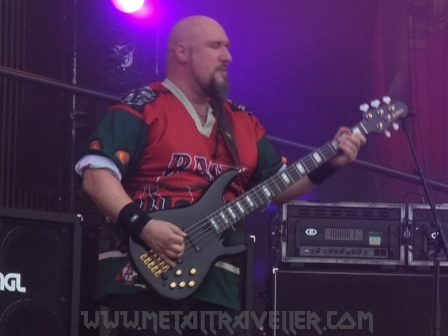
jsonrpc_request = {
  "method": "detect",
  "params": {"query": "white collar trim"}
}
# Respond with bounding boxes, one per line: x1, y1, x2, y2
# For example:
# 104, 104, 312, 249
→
162, 79, 215, 137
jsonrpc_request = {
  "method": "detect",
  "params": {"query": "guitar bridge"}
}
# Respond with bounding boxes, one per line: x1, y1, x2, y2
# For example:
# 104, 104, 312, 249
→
140, 250, 169, 277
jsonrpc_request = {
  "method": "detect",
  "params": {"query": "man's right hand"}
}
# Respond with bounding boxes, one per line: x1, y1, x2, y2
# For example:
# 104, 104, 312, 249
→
139, 219, 187, 268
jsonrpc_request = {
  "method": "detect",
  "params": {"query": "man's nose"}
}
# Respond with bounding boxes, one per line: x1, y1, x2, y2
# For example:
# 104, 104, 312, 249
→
222, 47, 232, 62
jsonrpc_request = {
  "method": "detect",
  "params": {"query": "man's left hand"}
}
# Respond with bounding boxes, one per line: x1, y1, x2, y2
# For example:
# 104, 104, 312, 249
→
330, 126, 366, 167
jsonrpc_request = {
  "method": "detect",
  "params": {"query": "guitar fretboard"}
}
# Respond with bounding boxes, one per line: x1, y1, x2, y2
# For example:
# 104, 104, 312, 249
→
207, 122, 367, 234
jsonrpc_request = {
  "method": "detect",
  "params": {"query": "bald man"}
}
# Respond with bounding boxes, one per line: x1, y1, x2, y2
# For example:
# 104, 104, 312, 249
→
76, 16, 365, 335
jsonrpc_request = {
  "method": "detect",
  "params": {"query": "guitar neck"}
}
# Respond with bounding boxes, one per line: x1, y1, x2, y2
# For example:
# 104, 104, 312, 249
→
209, 122, 368, 234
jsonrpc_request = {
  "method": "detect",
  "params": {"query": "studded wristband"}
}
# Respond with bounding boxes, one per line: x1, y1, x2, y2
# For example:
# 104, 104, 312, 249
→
117, 202, 152, 241
307, 162, 338, 185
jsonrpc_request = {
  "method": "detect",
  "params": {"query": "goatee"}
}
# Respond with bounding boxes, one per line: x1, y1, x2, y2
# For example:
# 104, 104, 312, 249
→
206, 76, 229, 103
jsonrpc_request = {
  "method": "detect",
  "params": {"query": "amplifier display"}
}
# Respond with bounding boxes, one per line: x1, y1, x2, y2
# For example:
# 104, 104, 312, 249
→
408, 204, 448, 267
282, 202, 405, 265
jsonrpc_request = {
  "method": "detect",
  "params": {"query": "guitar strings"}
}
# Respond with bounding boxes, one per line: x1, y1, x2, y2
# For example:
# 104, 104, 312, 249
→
180, 167, 302, 256
181, 141, 335, 242
181, 154, 314, 251
179, 147, 336, 258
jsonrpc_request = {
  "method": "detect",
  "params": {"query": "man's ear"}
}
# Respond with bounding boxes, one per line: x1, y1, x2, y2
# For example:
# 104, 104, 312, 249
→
175, 44, 189, 63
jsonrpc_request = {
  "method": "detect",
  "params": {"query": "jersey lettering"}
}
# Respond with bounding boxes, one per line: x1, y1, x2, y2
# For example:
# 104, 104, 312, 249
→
163, 153, 192, 177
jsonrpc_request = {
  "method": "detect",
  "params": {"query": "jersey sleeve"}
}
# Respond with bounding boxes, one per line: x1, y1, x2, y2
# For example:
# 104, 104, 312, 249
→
246, 118, 285, 188
84, 106, 149, 180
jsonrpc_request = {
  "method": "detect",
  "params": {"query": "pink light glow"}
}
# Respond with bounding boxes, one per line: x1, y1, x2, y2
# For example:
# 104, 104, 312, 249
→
111, 0, 145, 14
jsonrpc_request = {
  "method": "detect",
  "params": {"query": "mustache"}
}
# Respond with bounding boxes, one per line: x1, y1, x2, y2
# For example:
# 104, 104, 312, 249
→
216, 64, 228, 72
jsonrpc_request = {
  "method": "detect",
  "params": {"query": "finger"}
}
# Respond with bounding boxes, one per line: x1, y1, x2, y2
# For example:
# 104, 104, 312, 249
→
169, 233, 186, 245
335, 126, 351, 138
169, 242, 185, 255
158, 252, 176, 268
171, 225, 187, 237
338, 142, 357, 160
165, 247, 184, 259
356, 133, 367, 145
342, 133, 363, 148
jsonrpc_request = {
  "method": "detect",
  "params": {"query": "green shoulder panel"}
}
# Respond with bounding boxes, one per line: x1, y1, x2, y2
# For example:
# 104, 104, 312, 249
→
120, 86, 159, 114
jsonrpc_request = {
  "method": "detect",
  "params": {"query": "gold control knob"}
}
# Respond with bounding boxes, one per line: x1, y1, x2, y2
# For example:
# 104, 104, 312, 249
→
188, 281, 195, 288
179, 281, 186, 288
170, 282, 177, 289
175, 269, 182, 276
189, 268, 197, 275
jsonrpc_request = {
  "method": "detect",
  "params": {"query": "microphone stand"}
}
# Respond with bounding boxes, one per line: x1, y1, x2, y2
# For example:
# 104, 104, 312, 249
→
400, 117, 448, 336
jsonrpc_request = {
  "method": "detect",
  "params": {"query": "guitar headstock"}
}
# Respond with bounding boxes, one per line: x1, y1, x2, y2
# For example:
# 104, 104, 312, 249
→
356, 96, 408, 138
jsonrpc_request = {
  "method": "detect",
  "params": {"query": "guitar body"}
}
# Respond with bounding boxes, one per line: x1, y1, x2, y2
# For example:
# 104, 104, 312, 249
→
129, 169, 246, 300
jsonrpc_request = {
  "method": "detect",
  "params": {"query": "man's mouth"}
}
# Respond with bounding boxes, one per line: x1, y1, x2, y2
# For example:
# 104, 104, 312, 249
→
217, 65, 228, 72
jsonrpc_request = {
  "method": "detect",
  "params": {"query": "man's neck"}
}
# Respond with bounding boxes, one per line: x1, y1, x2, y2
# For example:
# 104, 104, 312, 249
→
166, 76, 209, 106
163, 78, 213, 126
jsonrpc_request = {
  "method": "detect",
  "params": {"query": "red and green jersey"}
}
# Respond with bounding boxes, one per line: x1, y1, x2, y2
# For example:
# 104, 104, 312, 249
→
82, 81, 283, 310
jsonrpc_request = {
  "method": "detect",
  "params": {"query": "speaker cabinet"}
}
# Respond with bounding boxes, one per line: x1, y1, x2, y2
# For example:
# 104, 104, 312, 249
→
408, 204, 448, 266
0, 208, 82, 336
272, 268, 448, 336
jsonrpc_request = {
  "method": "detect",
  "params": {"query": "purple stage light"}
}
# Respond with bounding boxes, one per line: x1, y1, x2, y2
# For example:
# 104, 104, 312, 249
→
111, 0, 145, 14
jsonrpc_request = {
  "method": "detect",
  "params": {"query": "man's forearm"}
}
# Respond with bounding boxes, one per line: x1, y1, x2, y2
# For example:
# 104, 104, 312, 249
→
271, 176, 315, 205
82, 168, 133, 222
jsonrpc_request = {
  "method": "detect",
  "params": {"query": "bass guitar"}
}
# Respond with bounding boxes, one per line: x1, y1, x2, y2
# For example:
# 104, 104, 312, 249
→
129, 98, 408, 299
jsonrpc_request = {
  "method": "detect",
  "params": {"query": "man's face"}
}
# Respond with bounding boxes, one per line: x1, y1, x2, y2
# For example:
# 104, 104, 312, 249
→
189, 24, 232, 101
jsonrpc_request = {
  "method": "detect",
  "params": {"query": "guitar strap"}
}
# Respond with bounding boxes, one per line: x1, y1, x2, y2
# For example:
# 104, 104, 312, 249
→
212, 100, 241, 168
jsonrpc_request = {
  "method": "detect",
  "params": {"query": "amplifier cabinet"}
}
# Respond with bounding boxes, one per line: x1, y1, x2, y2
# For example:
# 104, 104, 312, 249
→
282, 202, 405, 265
271, 268, 448, 336
0, 208, 82, 336
408, 204, 448, 267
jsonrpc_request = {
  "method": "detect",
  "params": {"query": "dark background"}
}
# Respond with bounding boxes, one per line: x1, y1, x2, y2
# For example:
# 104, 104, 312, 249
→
2, 1, 438, 335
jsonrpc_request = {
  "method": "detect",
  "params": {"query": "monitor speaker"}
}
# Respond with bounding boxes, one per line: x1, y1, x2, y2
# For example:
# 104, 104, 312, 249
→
272, 268, 448, 336
0, 208, 82, 336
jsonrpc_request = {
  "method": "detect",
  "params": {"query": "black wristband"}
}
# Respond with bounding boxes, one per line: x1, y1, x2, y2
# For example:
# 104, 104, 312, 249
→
117, 202, 152, 241
307, 162, 338, 185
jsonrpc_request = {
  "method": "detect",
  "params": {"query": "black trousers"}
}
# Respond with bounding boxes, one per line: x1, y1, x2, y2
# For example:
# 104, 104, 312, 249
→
102, 292, 245, 336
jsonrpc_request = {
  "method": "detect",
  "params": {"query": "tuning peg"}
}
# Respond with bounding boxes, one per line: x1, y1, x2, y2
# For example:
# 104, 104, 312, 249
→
382, 96, 391, 104
370, 99, 380, 108
393, 122, 399, 131
384, 130, 391, 138
359, 103, 369, 112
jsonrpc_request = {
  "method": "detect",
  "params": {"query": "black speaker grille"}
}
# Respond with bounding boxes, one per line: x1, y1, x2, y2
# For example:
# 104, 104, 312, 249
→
0, 209, 81, 336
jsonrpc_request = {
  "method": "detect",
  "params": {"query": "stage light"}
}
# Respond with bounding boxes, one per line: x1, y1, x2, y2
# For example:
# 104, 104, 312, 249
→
111, 0, 145, 14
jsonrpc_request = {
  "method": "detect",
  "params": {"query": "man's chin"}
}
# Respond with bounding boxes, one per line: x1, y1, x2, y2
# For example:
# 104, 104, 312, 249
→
215, 73, 228, 85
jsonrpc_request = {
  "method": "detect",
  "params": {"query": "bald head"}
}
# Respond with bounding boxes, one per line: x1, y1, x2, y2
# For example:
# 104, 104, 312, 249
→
168, 16, 226, 52
166, 16, 232, 102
